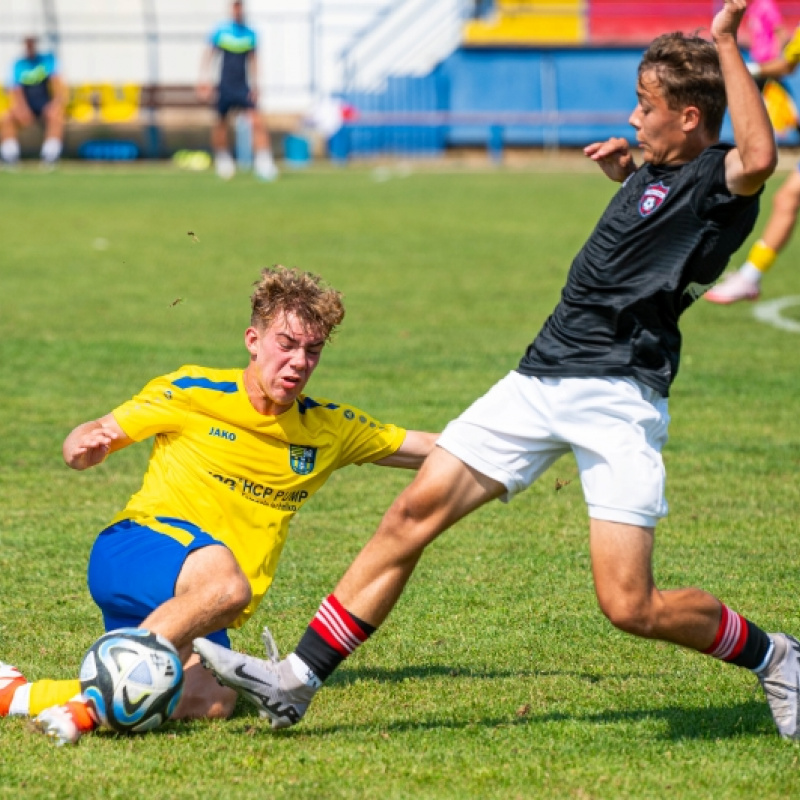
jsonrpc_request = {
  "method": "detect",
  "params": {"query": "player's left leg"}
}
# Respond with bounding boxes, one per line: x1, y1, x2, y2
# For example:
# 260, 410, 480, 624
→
40, 100, 64, 164
250, 109, 278, 181
589, 517, 800, 738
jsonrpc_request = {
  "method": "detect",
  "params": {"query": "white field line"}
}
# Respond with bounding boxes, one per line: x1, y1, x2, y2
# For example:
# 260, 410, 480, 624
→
752, 295, 800, 333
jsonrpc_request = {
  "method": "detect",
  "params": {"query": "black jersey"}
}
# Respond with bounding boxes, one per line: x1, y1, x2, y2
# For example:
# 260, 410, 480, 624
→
518, 144, 760, 396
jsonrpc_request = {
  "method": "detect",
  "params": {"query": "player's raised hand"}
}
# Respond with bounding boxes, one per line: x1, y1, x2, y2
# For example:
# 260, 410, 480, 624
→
711, 0, 747, 41
584, 138, 636, 182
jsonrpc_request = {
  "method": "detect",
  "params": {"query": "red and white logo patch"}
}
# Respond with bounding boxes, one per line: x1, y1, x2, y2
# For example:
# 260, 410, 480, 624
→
639, 181, 669, 217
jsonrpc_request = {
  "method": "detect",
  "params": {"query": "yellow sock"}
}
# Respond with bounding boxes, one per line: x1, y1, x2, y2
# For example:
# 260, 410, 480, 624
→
29, 679, 82, 715
746, 239, 778, 274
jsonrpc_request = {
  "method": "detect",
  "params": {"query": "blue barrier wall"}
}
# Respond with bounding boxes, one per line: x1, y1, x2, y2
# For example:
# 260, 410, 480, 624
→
337, 47, 800, 157
440, 47, 642, 147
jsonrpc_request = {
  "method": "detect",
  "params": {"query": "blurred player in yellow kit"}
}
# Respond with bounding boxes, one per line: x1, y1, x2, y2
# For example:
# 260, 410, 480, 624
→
0, 265, 437, 744
707, 23, 800, 303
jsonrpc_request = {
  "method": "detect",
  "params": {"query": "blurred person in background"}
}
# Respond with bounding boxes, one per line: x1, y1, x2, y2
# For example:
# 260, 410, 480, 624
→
707, 12, 800, 305
0, 35, 67, 168
742, 0, 787, 84
197, 0, 278, 181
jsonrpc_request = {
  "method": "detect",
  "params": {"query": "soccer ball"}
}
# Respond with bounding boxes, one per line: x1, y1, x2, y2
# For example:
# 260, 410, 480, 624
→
79, 628, 184, 734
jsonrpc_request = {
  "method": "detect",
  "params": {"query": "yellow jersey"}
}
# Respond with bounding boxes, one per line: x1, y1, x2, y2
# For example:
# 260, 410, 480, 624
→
109, 365, 406, 626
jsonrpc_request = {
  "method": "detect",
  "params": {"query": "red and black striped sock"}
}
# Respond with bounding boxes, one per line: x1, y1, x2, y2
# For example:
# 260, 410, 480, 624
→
294, 595, 376, 682
703, 603, 772, 670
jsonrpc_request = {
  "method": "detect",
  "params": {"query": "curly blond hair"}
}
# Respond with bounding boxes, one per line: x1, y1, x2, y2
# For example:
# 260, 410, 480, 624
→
250, 265, 345, 341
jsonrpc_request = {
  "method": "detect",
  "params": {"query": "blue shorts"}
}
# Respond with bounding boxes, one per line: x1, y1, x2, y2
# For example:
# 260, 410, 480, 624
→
87, 518, 231, 648
216, 86, 254, 118
23, 86, 51, 119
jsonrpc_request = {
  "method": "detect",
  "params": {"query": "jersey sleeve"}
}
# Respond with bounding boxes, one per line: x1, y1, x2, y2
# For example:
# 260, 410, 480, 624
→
692, 145, 761, 219
334, 405, 407, 468
111, 371, 192, 442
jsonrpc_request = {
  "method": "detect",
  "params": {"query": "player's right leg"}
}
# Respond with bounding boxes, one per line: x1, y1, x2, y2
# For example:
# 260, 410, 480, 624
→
0, 113, 21, 166
35, 519, 247, 744
196, 445, 508, 728
213, 96, 235, 179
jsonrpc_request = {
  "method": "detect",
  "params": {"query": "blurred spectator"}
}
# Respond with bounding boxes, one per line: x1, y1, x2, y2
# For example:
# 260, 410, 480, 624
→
0, 35, 67, 168
707, 22, 800, 305
197, 0, 277, 181
744, 0, 788, 80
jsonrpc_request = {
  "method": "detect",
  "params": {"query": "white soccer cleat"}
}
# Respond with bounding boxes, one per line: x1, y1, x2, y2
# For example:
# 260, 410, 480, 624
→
758, 633, 800, 739
254, 152, 279, 182
215, 152, 236, 180
193, 637, 314, 729
33, 699, 98, 746
0, 663, 26, 716
704, 272, 761, 305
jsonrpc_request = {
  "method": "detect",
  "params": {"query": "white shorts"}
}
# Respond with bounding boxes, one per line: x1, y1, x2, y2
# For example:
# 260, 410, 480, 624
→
437, 372, 670, 527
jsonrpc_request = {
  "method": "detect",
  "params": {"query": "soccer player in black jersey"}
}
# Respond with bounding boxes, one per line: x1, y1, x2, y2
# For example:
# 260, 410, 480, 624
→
194, 0, 800, 740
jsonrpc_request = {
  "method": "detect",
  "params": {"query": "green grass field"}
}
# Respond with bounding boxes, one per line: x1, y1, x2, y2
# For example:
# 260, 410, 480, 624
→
1, 159, 799, 799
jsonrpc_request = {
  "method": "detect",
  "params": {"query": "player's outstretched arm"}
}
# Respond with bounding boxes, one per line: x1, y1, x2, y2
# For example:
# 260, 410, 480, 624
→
714, 0, 778, 195
583, 138, 637, 183
374, 430, 439, 469
63, 413, 133, 471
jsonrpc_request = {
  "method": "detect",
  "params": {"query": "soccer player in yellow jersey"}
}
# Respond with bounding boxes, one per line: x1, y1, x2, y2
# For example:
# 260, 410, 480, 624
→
0, 265, 437, 744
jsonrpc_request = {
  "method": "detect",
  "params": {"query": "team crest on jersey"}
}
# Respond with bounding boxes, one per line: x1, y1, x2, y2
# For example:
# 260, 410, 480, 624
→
289, 445, 317, 475
639, 181, 669, 217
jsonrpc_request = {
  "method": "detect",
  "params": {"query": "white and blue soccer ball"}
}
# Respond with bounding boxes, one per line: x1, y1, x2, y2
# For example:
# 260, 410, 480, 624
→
79, 628, 184, 734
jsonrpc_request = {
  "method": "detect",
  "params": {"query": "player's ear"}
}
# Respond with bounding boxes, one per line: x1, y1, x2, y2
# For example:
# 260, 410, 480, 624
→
244, 326, 260, 356
682, 105, 701, 132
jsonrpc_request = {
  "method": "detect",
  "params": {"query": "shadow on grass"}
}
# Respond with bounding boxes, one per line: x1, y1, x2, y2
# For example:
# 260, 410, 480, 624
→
224, 663, 776, 742
227, 698, 775, 742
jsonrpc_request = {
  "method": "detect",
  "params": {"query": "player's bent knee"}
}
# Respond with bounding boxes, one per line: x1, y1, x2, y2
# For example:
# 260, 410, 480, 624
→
379, 493, 444, 553
597, 596, 655, 638
212, 572, 252, 615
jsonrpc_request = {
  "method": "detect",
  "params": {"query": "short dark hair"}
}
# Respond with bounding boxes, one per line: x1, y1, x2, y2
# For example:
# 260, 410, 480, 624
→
639, 32, 726, 137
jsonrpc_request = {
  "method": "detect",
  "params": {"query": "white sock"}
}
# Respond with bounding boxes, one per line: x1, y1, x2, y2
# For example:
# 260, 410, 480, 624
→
740, 263, 764, 285
40, 137, 62, 163
287, 652, 322, 689
1, 138, 20, 164
8, 682, 31, 716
